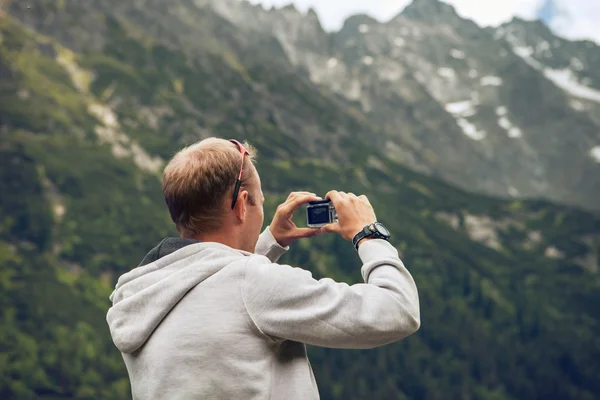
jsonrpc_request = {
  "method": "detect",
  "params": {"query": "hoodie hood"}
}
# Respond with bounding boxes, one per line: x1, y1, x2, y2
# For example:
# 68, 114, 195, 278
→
106, 238, 251, 354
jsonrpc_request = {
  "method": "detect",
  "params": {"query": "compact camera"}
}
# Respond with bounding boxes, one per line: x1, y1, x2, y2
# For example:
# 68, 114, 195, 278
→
306, 199, 338, 228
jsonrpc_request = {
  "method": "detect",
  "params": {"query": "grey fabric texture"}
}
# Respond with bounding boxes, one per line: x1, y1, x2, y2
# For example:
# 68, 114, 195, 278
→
106, 227, 420, 400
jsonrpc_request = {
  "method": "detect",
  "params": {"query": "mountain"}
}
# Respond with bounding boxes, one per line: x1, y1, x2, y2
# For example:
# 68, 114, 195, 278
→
1, 0, 600, 399
205, 0, 600, 212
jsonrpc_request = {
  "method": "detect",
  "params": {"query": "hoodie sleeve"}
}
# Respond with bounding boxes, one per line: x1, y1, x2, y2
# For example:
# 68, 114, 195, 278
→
254, 226, 289, 263
242, 239, 420, 349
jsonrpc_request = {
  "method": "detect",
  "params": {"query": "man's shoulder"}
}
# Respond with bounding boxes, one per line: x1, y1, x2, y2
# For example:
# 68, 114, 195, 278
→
244, 254, 315, 284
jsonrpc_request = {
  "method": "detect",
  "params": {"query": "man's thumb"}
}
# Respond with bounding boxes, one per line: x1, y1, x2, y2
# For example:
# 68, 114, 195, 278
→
321, 223, 339, 234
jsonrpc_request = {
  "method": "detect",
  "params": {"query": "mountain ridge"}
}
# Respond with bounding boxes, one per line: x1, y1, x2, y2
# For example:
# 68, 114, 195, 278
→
201, 0, 600, 212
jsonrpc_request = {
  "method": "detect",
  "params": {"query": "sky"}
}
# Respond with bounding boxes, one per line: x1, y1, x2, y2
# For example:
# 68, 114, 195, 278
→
247, 0, 600, 43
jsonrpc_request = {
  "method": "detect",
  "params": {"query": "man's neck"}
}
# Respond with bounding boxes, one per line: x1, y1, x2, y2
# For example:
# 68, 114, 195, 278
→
187, 229, 242, 251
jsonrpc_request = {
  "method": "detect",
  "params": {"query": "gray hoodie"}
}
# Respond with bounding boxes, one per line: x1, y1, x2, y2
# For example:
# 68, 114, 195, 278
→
106, 227, 420, 400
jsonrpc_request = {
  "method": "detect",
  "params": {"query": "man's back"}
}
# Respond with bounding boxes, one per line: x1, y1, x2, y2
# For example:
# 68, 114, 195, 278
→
120, 248, 317, 399
107, 228, 419, 400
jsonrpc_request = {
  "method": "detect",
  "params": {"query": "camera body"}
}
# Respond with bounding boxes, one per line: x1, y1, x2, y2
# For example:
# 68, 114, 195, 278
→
306, 199, 338, 228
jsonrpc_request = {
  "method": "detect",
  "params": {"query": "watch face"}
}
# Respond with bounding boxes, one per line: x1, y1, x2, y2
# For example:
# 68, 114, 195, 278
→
375, 223, 390, 237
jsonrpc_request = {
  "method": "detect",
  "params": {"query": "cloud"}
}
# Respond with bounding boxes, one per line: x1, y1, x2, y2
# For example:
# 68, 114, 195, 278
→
247, 0, 600, 43
546, 0, 600, 42
446, 0, 600, 42
441, 0, 543, 27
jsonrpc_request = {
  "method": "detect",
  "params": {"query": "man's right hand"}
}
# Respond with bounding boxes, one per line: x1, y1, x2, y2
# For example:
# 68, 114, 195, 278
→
322, 190, 377, 241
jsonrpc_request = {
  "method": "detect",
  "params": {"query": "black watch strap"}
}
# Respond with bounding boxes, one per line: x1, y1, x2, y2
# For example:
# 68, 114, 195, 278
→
352, 222, 389, 250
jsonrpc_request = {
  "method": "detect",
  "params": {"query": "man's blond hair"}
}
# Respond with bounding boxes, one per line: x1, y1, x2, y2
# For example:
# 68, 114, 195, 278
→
162, 138, 257, 237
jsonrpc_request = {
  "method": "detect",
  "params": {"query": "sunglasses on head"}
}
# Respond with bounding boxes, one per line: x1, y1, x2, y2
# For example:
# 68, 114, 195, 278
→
229, 139, 250, 210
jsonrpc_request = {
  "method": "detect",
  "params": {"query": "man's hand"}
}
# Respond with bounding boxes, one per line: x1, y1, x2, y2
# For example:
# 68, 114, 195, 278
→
322, 191, 377, 242
270, 192, 327, 247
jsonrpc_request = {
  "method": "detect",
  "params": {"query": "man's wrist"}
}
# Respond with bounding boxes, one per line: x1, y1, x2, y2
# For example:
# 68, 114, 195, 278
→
352, 222, 391, 250
267, 226, 290, 248
356, 237, 376, 248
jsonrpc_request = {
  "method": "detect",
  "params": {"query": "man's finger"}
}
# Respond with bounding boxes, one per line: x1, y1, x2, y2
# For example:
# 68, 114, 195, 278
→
280, 194, 322, 216
325, 190, 342, 204
280, 192, 317, 212
287, 193, 322, 210
288, 191, 316, 199
294, 227, 326, 239
321, 223, 340, 234
286, 191, 317, 204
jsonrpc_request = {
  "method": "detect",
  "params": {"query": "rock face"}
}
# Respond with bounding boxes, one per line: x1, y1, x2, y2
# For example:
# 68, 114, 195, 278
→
179, 0, 600, 212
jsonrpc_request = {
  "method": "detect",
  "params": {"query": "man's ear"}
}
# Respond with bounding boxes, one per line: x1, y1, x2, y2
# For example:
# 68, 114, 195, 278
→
235, 190, 249, 222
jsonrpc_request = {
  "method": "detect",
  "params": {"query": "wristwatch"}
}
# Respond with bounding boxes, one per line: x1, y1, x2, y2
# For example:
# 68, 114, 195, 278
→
352, 222, 391, 250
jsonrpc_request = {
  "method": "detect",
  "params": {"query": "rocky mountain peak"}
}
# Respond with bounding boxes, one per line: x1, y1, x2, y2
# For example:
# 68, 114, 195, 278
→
337, 14, 381, 39
505, 16, 553, 34
496, 16, 600, 96
279, 3, 299, 13
342, 14, 380, 28
400, 0, 460, 22
498, 17, 565, 54
306, 7, 319, 21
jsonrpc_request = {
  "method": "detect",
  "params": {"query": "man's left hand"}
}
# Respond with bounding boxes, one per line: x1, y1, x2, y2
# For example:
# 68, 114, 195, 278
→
269, 192, 327, 247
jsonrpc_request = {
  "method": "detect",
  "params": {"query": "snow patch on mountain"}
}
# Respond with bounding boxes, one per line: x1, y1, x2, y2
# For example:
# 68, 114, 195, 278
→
512, 46, 544, 69
362, 56, 374, 65
570, 57, 585, 71
535, 41, 552, 58
543, 69, 600, 103
450, 49, 465, 59
394, 37, 405, 47
570, 100, 587, 111
446, 100, 476, 117
480, 76, 503, 86
495, 106, 522, 138
445, 93, 486, 140
591, 146, 600, 163
457, 119, 486, 141
498, 117, 511, 130
513, 45, 533, 58
438, 67, 456, 79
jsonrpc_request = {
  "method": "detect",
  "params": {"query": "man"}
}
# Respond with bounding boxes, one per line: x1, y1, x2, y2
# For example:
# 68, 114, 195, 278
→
106, 137, 420, 399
